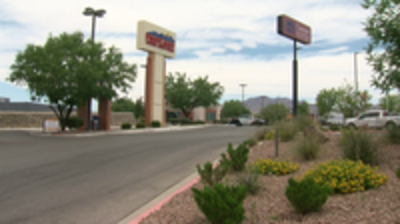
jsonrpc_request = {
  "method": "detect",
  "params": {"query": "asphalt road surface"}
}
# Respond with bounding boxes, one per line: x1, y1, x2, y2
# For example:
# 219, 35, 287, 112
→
0, 126, 258, 224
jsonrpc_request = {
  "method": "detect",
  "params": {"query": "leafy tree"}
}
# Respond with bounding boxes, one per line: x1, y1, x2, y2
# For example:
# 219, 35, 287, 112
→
132, 97, 145, 120
165, 72, 224, 118
7, 31, 136, 131
258, 103, 289, 124
111, 98, 134, 112
298, 100, 310, 116
220, 100, 251, 119
336, 83, 372, 118
316, 88, 339, 117
379, 94, 400, 112
362, 0, 400, 93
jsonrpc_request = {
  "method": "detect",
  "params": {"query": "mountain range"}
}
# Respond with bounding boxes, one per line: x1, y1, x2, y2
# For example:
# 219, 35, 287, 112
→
242, 96, 319, 115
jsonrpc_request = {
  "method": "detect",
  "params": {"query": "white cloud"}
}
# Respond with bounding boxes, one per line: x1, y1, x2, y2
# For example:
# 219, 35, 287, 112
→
1, 0, 386, 105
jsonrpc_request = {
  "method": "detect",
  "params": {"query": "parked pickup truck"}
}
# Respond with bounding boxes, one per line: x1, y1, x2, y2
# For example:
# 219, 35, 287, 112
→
345, 110, 400, 129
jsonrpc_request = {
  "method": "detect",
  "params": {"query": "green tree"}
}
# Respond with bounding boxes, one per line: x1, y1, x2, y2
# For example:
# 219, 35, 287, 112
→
7, 32, 136, 131
298, 100, 310, 116
258, 103, 289, 124
132, 97, 145, 120
316, 88, 339, 117
111, 98, 134, 112
336, 83, 372, 118
220, 100, 251, 119
362, 0, 400, 92
379, 94, 400, 112
165, 72, 224, 118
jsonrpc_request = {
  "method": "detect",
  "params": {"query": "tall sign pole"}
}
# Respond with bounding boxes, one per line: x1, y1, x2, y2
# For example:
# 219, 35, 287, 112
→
277, 14, 312, 118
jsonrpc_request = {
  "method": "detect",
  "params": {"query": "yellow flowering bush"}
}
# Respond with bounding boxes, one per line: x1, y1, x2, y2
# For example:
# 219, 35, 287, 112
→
264, 130, 276, 140
249, 158, 300, 176
298, 159, 388, 194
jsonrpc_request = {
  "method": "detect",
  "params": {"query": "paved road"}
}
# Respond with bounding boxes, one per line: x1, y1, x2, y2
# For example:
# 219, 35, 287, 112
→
0, 126, 258, 224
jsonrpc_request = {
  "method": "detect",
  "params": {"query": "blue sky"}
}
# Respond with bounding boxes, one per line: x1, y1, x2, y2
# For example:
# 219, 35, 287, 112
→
0, 0, 387, 111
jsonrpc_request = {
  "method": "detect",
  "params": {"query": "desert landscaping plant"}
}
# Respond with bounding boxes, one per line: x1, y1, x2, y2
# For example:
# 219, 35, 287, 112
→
244, 139, 256, 147
294, 115, 314, 132
264, 130, 275, 140
396, 167, 400, 179
385, 126, 400, 144
221, 143, 249, 172
196, 160, 231, 188
340, 128, 378, 166
329, 123, 341, 131
277, 120, 298, 142
236, 172, 262, 195
285, 177, 333, 214
299, 159, 388, 194
249, 158, 300, 176
192, 183, 247, 224
120, 122, 132, 130
252, 127, 268, 142
294, 134, 321, 161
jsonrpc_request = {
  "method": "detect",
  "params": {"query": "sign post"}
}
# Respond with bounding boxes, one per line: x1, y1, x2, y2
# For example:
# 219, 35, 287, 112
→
277, 15, 312, 117
136, 20, 176, 127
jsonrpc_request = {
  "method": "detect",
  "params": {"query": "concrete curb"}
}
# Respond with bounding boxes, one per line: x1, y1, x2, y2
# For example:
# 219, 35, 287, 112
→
117, 157, 223, 224
26, 125, 211, 138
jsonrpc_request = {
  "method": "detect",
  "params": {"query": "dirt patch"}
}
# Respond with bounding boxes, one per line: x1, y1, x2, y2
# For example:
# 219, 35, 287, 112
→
139, 132, 400, 224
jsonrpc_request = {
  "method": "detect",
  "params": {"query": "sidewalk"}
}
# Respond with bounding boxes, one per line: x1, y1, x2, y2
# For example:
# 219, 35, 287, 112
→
0, 124, 218, 137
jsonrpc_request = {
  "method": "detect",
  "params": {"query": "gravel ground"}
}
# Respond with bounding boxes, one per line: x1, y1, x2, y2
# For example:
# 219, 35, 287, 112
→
139, 132, 400, 224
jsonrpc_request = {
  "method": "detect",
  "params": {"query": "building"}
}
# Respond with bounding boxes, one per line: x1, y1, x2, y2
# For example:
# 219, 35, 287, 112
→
0, 97, 53, 112
166, 104, 222, 123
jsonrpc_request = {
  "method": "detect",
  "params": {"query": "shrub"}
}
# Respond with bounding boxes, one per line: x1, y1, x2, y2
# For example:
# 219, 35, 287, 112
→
243, 139, 256, 147
66, 116, 84, 129
396, 167, 400, 179
120, 123, 132, 130
221, 143, 249, 172
340, 128, 378, 166
253, 127, 268, 141
150, 120, 161, 128
192, 183, 247, 224
294, 115, 314, 132
276, 120, 298, 142
385, 126, 400, 144
294, 135, 321, 161
285, 177, 332, 214
136, 122, 146, 129
329, 124, 341, 131
264, 130, 275, 140
236, 173, 261, 195
167, 118, 180, 125
249, 158, 300, 176
298, 159, 388, 194
196, 160, 231, 188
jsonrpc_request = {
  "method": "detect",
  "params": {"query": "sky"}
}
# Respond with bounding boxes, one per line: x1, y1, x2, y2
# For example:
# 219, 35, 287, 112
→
0, 0, 390, 112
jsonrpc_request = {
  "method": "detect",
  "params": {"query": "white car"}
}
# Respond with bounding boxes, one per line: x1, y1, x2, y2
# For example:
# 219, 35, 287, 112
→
230, 115, 255, 126
345, 110, 400, 129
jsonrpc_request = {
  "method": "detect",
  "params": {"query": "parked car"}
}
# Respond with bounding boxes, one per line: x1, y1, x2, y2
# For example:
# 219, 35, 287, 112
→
251, 119, 267, 126
230, 114, 255, 126
345, 109, 400, 129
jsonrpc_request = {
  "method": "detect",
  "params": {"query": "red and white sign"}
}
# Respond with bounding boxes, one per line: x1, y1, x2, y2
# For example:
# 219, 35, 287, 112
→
137, 20, 176, 58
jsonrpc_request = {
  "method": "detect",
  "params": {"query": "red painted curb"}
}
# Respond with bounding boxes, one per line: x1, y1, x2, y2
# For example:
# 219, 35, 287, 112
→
129, 161, 220, 224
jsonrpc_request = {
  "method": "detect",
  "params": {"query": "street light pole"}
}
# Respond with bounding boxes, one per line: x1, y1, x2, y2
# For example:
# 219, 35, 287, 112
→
239, 83, 247, 103
354, 52, 359, 92
83, 7, 106, 130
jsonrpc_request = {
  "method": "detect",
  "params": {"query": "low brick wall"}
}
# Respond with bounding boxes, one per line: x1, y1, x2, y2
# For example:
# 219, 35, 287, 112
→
0, 112, 135, 128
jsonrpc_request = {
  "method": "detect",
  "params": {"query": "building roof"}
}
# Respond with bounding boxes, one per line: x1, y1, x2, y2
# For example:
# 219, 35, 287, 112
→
0, 102, 53, 112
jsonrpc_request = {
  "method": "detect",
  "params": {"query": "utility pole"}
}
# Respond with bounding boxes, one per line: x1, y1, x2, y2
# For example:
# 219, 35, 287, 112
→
83, 7, 106, 130
239, 83, 247, 103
